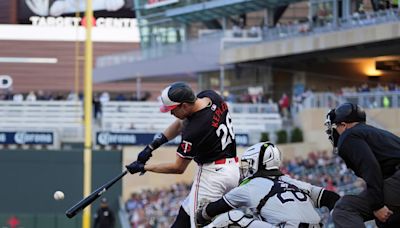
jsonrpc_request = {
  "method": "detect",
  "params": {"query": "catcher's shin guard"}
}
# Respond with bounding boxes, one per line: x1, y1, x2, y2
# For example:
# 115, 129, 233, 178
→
204, 210, 254, 228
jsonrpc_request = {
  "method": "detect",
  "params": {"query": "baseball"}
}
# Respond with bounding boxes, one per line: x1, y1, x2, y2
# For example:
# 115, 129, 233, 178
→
53, 191, 65, 200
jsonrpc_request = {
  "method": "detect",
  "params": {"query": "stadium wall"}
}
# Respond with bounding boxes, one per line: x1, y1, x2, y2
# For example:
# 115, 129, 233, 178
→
221, 21, 400, 64
0, 149, 122, 228
0, 40, 139, 93
368, 108, 400, 136
298, 108, 400, 149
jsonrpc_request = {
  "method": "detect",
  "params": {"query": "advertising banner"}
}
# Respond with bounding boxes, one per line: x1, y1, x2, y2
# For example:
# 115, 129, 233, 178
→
19, 0, 134, 23
0, 131, 54, 145
96, 131, 249, 146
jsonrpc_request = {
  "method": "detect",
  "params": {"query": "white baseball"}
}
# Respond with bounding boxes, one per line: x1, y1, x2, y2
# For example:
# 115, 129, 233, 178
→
53, 191, 65, 200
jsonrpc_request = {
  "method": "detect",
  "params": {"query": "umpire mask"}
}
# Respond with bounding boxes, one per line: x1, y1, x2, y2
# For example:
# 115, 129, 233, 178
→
325, 103, 366, 153
325, 109, 340, 153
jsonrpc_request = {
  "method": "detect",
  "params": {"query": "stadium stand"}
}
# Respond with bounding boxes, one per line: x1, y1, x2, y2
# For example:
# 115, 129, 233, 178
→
295, 90, 400, 110
100, 101, 282, 134
0, 100, 83, 143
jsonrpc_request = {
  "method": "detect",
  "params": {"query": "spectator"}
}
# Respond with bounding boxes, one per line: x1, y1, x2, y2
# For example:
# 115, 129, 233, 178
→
13, 93, 24, 102
115, 93, 127, 101
66, 91, 78, 101
359, 82, 370, 92
248, 26, 260, 37
99, 91, 110, 118
383, 96, 390, 108
232, 25, 243, 37
279, 93, 290, 119
26, 91, 37, 101
100, 91, 110, 104
93, 93, 101, 119
36, 90, 46, 100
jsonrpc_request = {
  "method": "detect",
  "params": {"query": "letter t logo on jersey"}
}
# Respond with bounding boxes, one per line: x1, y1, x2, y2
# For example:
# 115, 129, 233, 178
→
180, 140, 192, 153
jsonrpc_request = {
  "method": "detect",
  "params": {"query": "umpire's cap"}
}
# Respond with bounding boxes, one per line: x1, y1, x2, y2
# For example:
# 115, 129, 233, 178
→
160, 82, 196, 113
327, 102, 366, 124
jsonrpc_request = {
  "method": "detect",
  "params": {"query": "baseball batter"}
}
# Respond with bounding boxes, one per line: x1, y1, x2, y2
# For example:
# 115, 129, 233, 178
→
197, 142, 340, 228
126, 82, 240, 227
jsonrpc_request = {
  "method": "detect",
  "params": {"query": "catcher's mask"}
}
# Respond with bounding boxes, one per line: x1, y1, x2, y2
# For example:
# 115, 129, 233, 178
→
325, 103, 366, 153
240, 142, 281, 180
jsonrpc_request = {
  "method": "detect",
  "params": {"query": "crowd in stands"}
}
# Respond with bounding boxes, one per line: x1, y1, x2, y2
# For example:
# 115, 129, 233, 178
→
223, 91, 276, 105
1, 82, 398, 120
124, 151, 364, 227
125, 182, 191, 228
0, 90, 152, 102
340, 82, 399, 94
290, 82, 400, 115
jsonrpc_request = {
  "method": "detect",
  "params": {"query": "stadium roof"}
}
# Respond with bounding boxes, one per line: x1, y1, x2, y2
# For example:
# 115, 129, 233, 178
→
165, 0, 301, 23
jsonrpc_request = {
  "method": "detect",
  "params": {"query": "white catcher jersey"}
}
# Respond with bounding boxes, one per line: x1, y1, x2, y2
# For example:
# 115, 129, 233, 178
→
222, 175, 322, 226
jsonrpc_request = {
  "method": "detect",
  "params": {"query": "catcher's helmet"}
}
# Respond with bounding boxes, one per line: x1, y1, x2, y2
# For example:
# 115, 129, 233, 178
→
327, 103, 366, 124
240, 142, 281, 179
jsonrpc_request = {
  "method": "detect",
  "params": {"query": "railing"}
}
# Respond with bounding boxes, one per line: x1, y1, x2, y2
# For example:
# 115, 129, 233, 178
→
96, 31, 223, 68
299, 91, 400, 109
225, 8, 400, 49
101, 101, 282, 134
0, 100, 281, 146
342, 91, 400, 108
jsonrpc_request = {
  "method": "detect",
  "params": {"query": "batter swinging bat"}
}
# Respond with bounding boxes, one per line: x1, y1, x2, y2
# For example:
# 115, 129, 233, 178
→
66, 170, 128, 218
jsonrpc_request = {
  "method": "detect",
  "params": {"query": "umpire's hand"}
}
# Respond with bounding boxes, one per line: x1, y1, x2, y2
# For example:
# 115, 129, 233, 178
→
125, 161, 145, 174
374, 206, 393, 223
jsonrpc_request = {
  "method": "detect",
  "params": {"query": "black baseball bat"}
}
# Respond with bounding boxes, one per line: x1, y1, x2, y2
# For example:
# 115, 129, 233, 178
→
66, 170, 128, 218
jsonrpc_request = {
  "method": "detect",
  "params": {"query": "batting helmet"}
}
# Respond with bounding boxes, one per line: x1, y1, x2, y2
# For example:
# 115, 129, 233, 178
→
327, 103, 366, 124
160, 82, 196, 113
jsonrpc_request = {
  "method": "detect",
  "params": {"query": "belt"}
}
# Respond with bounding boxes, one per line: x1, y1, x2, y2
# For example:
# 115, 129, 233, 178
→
214, 157, 238, 165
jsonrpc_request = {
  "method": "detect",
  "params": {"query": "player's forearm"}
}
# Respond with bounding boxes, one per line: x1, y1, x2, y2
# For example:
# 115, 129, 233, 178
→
163, 119, 183, 139
319, 189, 340, 211
205, 198, 234, 218
145, 162, 186, 174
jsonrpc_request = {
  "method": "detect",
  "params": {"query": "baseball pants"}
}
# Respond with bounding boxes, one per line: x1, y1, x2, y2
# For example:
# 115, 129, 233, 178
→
182, 158, 240, 228
332, 169, 400, 228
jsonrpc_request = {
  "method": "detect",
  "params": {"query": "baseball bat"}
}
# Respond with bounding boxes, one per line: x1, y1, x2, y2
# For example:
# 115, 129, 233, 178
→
65, 170, 128, 218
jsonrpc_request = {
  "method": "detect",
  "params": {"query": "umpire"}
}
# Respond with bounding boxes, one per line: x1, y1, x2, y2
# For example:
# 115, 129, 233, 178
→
93, 198, 115, 228
325, 102, 400, 228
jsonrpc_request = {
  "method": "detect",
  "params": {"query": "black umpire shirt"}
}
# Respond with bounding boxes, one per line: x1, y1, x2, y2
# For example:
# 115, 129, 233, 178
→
176, 90, 237, 164
93, 207, 115, 228
337, 123, 400, 210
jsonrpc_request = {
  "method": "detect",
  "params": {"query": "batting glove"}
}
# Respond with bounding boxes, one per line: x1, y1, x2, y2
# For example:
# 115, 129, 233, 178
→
137, 133, 168, 164
137, 146, 153, 164
125, 161, 145, 174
